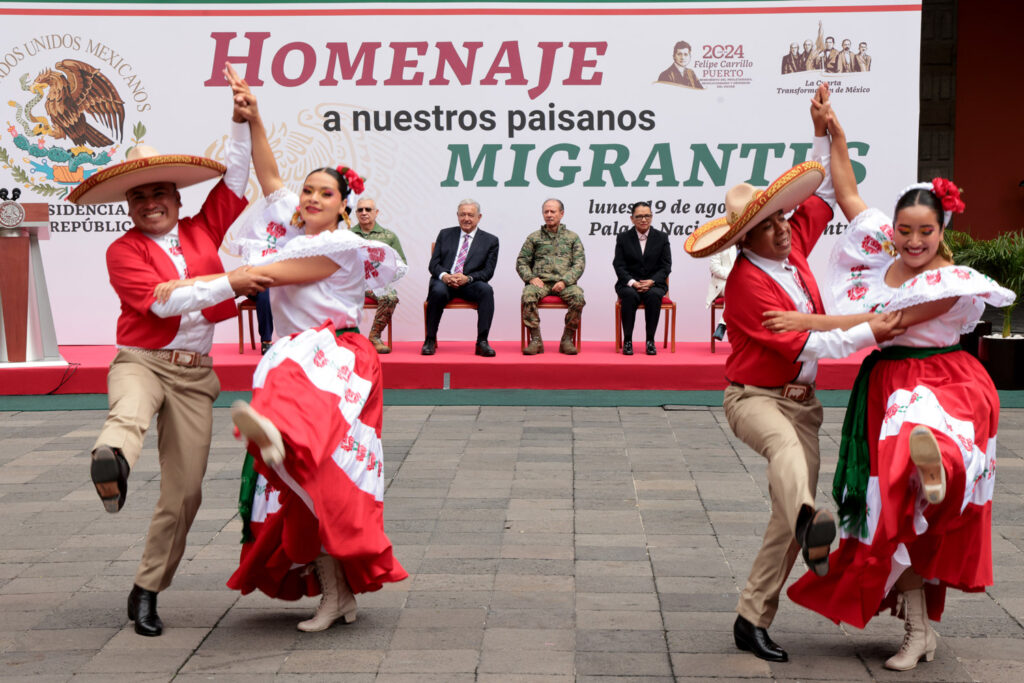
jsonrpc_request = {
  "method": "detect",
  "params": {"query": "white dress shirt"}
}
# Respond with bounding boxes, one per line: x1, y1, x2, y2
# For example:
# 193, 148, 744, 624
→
743, 253, 876, 385
141, 120, 252, 353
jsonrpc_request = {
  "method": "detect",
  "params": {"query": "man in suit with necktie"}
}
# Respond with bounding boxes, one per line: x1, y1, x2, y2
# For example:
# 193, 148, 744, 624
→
613, 202, 672, 355
423, 199, 500, 357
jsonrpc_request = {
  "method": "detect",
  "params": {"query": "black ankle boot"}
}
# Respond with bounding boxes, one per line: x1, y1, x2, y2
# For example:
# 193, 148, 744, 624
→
127, 584, 163, 636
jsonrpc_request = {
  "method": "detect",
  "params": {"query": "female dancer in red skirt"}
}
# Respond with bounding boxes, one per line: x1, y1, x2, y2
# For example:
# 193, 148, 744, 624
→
763, 109, 1014, 671
156, 66, 408, 631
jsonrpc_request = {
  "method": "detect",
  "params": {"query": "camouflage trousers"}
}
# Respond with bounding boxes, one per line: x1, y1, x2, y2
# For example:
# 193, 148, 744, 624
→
521, 282, 585, 330
366, 290, 398, 331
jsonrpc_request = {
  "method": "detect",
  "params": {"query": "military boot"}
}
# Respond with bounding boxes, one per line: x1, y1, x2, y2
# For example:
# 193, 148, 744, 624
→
559, 327, 578, 355
368, 305, 393, 354
523, 328, 544, 355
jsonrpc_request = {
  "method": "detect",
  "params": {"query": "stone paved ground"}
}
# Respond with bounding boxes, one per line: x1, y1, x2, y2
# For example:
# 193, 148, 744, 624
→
1, 404, 1022, 682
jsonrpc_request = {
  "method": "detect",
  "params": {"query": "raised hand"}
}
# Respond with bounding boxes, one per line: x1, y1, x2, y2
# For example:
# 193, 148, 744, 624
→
224, 62, 259, 122
810, 82, 831, 136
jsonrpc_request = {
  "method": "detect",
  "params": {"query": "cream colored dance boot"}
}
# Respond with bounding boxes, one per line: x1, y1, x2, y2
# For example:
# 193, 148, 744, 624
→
297, 554, 357, 632
884, 588, 937, 670
231, 400, 285, 466
909, 425, 946, 504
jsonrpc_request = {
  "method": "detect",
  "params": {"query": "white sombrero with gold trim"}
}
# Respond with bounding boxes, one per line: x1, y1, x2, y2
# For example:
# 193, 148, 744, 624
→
67, 145, 226, 205
684, 160, 825, 258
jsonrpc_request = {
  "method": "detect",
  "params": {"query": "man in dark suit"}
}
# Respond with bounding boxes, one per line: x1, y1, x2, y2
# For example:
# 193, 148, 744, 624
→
613, 202, 672, 355
424, 199, 500, 357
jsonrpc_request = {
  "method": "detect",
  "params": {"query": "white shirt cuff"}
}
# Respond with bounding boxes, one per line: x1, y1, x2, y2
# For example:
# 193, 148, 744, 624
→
812, 134, 835, 208
151, 275, 236, 318
223, 121, 252, 198
799, 320, 876, 361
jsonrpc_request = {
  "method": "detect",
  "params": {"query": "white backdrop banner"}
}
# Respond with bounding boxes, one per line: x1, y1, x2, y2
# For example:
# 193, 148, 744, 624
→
0, 1, 921, 344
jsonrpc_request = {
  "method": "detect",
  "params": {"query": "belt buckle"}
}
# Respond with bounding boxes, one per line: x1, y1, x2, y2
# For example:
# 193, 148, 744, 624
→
171, 350, 197, 367
782, 383, 810, 402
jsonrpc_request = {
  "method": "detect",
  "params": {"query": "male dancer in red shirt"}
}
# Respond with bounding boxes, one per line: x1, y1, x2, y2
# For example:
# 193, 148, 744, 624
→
685, 85, 903, 661
68, 86, 270, 636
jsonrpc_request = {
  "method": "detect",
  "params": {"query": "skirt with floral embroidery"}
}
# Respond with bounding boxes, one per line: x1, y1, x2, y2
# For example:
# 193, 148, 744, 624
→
788, 349, 997, 627
227, 321, 407, 599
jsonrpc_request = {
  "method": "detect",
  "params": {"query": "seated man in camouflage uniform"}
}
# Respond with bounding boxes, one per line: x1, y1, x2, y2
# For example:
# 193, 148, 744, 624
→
351, 197, 406, 353
516, 198, 586, 355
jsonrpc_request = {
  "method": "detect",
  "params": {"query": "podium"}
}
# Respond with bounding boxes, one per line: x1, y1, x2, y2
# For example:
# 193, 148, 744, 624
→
0, 201, 63, 363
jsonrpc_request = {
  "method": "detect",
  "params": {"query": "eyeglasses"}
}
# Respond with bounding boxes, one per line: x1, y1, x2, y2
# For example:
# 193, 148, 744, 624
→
633, 215, 653, 221
355, 208, 374, 213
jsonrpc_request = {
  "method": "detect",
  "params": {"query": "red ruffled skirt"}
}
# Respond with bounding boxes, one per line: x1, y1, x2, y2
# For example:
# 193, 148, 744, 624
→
788, 350, 996, 627
227, 322, 407, 599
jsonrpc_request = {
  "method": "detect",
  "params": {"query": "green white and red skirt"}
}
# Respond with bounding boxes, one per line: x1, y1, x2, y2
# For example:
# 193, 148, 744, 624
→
227, 321, 407, 599
788, 349, 997, 627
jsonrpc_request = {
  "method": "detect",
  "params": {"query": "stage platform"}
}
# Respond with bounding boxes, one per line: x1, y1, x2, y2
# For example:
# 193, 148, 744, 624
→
1, 341, 872, 395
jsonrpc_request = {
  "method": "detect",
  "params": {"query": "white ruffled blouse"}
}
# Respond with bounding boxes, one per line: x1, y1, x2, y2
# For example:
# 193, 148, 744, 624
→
235, 188, 408, 336
827, 208, 1015, 348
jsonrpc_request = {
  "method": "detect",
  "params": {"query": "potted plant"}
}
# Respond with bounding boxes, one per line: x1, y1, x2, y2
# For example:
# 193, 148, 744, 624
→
946, 230, 991, 356
953, 230, 1024, 389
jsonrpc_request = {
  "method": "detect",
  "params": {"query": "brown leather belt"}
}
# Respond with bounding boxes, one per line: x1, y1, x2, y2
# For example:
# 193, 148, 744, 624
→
125, 347, 213, 368
730, 381, 815, 403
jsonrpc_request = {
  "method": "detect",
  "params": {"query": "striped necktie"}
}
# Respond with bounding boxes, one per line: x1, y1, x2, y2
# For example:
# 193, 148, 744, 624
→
453, 234, 470, 274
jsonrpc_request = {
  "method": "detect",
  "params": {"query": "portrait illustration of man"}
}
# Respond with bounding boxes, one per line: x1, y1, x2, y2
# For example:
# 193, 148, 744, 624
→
782, 43, 802, 74
855, 42, 872, 71
656, 40, 703, 89
836, 39, 856, 73
799, 39, 814, 71
819, 36, 838, 72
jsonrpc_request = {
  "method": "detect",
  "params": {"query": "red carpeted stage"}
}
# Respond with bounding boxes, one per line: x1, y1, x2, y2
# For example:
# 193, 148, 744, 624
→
1, 342, 871, 395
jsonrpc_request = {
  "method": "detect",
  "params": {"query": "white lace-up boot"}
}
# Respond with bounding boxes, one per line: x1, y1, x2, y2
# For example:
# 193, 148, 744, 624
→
297, 554, 357, 632
884, 588, 937, 670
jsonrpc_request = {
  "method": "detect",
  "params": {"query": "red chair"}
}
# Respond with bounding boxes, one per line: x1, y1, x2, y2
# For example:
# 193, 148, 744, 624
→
614, 281, 676, 353
236, 299, 257, 354
422, 243, 481, 341
710, 296, 725, 353
520, 295, 582, 351
422, 296, 478, 339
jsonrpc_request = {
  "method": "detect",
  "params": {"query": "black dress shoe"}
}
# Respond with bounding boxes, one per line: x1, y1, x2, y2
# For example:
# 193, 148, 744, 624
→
475, 340, 496, 357
646, 340, 657, 355
797, 506, 837, 577
622, 341, 633, 356
260, 341, 272, 355
734, 614, 787, 662
91, 446, 130, 513
127, 584, 163, 637
421, 338, 436, 356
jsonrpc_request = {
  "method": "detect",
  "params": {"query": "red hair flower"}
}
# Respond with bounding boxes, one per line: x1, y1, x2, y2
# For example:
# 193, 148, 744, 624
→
338, 166, 365, 195
931, 178, 966, 213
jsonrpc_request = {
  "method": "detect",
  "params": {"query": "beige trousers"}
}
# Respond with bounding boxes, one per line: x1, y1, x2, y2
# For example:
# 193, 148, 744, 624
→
723, 383, 823, 628
94, 349, 220, 592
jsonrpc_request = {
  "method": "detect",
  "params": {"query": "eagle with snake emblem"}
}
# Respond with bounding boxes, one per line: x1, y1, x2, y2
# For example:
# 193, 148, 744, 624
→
32, 59, 125, 149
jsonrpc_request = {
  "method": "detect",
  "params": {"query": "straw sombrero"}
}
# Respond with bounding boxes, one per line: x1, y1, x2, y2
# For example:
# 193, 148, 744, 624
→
684, 161, 825, 258
67, 145, 226, 205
